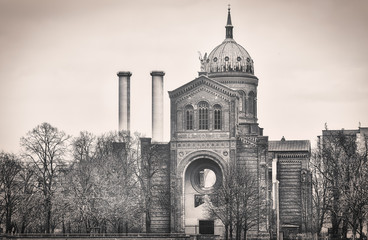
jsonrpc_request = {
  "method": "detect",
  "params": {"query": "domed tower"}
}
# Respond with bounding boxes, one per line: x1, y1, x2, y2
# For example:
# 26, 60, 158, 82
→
166, 6, 270, 237
200, 6, 259, 135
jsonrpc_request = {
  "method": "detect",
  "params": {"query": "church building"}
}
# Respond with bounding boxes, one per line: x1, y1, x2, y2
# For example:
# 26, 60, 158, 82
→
117, 7, 312, 240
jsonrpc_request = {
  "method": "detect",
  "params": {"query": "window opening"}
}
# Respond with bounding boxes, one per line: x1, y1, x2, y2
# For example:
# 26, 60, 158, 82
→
185, 105, 194, 130
214, 104, 222, 130
198, 101, 209, 130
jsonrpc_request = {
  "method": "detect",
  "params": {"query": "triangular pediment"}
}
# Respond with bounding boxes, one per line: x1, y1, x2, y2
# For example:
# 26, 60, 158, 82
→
168, 75, 237, 101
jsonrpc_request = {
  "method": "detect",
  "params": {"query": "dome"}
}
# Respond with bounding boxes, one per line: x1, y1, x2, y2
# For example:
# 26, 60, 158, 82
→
199, 7, 254, 75
206, 38, 254, 74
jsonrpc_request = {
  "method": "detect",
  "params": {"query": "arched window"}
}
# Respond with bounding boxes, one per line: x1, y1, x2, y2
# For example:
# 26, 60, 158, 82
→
213, 104, 222, 130
198, 101, 209, 130
248, 91, 255, 115
185, 105, 194, 130
238, 91, 246, 112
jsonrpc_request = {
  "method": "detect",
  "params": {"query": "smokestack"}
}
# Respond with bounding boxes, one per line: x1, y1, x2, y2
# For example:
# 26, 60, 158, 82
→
151, 71, 165, 142
117, 71, 132, 132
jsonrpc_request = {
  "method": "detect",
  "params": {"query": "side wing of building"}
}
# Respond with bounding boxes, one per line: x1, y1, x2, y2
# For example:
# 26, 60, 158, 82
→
268, 140, 312, 237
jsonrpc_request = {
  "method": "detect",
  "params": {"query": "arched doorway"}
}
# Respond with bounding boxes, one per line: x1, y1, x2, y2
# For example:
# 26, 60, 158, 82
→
184, 158, 223, 235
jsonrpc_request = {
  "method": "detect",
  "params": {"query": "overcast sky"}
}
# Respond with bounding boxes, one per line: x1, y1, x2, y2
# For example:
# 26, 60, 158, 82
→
1, 0, 367, 153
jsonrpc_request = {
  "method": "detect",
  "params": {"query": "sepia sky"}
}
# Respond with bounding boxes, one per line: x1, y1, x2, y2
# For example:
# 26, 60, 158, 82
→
0, 0, 368, 153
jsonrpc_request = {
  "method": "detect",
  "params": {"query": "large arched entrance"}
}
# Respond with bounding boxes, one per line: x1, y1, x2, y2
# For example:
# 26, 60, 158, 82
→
183, 158, 223, 235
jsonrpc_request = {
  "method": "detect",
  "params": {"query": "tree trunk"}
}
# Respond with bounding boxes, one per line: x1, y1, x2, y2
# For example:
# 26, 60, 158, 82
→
146, 209, 151, 233
341, 218, 348, 239
230, 222, 233, 240
21, 219, 26, 233
225, 224, 229, 240
45, 196, 52, 233
331, 206, 339, 238
359, 217, 363, 239
351, 212, 358, 240
6, 206, 12, 233
243, 226, 247, 240
236, 220, 241, 240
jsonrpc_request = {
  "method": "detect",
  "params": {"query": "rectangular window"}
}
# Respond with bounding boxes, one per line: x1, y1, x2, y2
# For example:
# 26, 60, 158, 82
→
186, 110, 193, 130
214, 109, 221, 130
199, 108, 208, 130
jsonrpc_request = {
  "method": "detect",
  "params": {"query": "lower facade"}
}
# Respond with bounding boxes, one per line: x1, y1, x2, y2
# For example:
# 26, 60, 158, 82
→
141, 136, 312, 240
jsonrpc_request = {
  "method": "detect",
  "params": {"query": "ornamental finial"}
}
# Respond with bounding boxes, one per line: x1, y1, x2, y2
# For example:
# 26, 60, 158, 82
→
225, 5, 233, 38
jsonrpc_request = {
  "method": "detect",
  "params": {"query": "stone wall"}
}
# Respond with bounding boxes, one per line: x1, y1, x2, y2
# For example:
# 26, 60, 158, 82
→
278, 159, 302, 227
150, 143, 171, 233
236, 136, 269, 235
140, 139, 171, 233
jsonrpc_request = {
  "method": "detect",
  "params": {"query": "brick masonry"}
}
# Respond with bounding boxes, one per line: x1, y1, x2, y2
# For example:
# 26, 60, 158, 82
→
140, 73, 312, 239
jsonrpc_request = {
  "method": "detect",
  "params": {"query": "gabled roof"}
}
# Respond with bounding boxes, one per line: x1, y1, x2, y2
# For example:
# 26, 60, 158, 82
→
269, 140, 310, 152
168, 75, 237, 99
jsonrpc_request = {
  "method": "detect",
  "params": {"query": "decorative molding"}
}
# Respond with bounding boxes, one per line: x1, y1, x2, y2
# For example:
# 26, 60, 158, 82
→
176, 140, 229, 148
169, 77, 237, 100
238, 136, 257, 146
278, 154, 309, 159
177, 150, 227, 177
278, 159, 303, 164
175, 86, 232, 104
216, 79, 258, 86
177, 132, 230, 140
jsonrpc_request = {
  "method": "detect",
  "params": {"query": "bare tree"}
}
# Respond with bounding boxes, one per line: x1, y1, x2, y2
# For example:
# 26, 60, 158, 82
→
65, 131, 141, 233
310, 147, 331, 238
136, 137, 169, 233
0, 151, 22, 233
312, 129, 368, 239
15, 163, 40, 233
67, 131, 96, 233
91, 131, 140, 233
206, 163, 263, 240
339, 135, 368, 240
20, 122, 70, 233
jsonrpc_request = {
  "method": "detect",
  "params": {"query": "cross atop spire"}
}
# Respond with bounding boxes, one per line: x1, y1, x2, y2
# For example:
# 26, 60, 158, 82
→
225, 5, 233, 39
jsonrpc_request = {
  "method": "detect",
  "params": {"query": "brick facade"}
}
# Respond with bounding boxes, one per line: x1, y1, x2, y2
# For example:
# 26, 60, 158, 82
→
139, 8, 312, 239
140, 73, 312, 239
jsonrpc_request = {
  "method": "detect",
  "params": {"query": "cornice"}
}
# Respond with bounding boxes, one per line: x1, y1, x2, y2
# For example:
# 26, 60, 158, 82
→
277, 153, 309, 159
208, 71, 258, 80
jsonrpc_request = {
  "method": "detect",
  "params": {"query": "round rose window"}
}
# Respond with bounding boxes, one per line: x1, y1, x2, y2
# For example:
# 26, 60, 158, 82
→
189, 159, 222, 194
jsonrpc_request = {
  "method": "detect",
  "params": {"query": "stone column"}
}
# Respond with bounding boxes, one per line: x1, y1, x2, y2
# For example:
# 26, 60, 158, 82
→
117, 71, 131, 132
272, 157, 280, 240
151, 71, 165, 142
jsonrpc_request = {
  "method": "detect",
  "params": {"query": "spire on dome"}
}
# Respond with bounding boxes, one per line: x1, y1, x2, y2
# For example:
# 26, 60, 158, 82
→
225, 5, 233, 39
227, 5, 232, 25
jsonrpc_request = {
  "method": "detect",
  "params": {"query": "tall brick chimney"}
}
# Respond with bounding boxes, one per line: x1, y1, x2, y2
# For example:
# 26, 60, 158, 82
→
151, 71, 165, 142
117, 71, 131, 132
